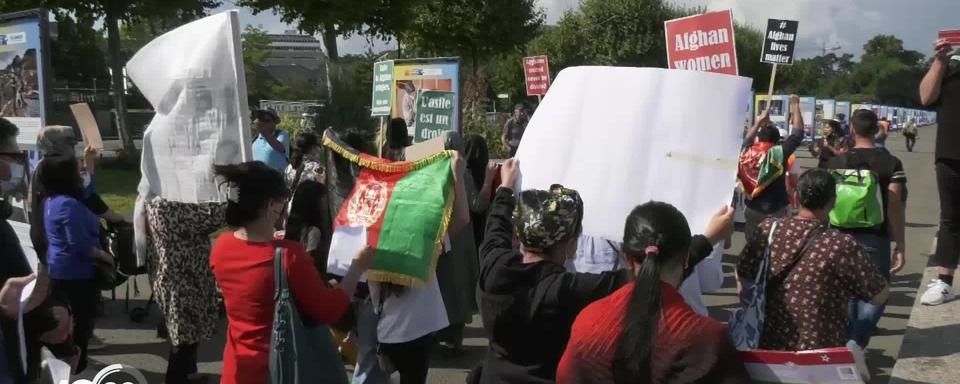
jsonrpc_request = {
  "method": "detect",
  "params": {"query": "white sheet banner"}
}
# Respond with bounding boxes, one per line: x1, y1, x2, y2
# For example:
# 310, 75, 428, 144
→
127, 10, 251, 203
516, 66, 752, 241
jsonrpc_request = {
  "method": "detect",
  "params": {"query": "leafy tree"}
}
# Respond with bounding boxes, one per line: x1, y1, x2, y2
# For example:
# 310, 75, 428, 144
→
238, 0, 420, 61
241, 25, 278, 105
50, 13, 109, 87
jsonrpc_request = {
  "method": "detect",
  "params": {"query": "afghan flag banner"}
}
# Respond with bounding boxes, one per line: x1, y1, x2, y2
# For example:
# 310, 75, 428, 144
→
323, 130, 455, 286
738, 142, 785, 199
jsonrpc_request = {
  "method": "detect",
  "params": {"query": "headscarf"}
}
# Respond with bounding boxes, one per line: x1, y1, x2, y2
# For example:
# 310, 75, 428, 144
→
513, 184, 583, 252
463, 135, 489, 188
36, 125, 77, 161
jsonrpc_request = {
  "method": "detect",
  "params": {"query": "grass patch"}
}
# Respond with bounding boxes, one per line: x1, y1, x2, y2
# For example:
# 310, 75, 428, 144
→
95, 165, 140, 216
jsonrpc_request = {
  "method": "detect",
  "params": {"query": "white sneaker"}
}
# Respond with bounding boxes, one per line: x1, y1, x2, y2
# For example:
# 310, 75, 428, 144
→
921, 279, 955, 306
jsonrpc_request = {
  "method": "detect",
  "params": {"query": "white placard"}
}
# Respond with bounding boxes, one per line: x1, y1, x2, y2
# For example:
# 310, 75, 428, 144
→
516, 66, 752, 241
327, 226, 367, 280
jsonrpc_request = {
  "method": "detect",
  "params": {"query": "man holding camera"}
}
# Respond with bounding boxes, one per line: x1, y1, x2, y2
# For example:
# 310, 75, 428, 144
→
252, 109, 289, 172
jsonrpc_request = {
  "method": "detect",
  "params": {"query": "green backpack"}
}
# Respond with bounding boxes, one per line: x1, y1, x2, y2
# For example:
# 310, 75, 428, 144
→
829, 152, 884, 229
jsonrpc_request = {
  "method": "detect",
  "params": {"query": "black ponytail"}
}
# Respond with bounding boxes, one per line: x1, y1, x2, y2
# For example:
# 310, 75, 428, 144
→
613, 202, 692, 384
214, 161, 289, 227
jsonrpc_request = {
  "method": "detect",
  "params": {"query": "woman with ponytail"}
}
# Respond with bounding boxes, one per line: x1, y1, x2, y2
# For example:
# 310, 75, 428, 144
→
475, 160, 733, 384
210, 161, 374, 384
556, 202, 749, 384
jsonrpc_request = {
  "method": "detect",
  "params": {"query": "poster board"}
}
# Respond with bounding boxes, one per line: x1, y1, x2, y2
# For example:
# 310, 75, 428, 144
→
390, 58, 460, 137
69, 103, 103, 150
523, 55, 551, 96
795, 96, 816, 140
741, 348, 864, 383
370, 60, 395, 116
755, 94, 790, 137
664, 10, 738, 75
516, 66, 752, 241
761, 19, 799, 65
414, 90, 455, 143
0, 9, 51, 150
835, 101, 851, 121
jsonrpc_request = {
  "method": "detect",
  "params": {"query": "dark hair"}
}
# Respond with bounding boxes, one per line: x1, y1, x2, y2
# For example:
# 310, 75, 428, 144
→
614, 201, 692, 384
0, 117, 17, 149
463, 135, 489, 187
825, 120, 841, 133
214, 161, 290, 227
757, 124, 781, 143
388, 118, 409, 149
851, 109, 879, 137
39, 157, 83, 199
797, 168, 836, 211
290, 132, 320, 170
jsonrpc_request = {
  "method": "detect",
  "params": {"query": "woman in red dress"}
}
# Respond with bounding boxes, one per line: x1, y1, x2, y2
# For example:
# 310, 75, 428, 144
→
557, 202, 750, 384
209, 161, 374, 384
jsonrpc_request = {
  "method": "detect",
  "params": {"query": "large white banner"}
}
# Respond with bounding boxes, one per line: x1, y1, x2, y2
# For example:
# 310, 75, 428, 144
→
516, 66, 752, 241
127, 11, 251, 203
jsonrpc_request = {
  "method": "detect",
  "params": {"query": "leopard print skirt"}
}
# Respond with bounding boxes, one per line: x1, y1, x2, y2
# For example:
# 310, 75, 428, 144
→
145, 197, 226, 346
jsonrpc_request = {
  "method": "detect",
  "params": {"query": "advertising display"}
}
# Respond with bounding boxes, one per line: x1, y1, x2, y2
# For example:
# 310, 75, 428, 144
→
664, 10, 738, 76
755, 94, 790, 136
0, 9, 50, 148
816, 99, 836, 122
836, 101, 851, 120
389, 58, 460, 136
796, 96, 816, 140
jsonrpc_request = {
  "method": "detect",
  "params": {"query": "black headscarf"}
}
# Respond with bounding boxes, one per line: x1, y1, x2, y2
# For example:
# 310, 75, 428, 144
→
463, 135, 489, 188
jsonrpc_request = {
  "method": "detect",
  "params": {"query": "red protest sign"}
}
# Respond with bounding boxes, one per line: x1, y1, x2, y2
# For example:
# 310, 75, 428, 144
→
664, 10, 738, 76
939, 29, 960, 45
523, 55, 551, 96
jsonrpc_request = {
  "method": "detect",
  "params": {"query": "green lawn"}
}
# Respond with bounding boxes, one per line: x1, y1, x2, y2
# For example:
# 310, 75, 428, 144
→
95, 165, 140, 216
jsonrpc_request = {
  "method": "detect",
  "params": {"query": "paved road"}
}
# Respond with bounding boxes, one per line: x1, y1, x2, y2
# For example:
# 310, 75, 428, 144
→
74, 127, 941, 384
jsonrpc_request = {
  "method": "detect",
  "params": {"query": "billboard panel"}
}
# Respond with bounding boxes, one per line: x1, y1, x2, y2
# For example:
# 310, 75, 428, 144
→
0, 9, 51, 149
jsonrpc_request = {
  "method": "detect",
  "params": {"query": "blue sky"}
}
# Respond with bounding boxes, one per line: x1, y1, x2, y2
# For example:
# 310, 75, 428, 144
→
219, 0, 960, 59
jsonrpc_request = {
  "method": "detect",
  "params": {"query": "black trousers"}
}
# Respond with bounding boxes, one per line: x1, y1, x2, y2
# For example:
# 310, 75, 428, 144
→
935, 159, 960, 269
905, 134, 917, 152
52, 279, 98, 373
379, 334, 433, 384
165, 342, 199, 384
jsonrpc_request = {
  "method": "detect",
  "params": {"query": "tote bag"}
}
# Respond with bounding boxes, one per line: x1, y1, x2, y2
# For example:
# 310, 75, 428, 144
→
728, 221, 779, 351
268, 245, 349, 384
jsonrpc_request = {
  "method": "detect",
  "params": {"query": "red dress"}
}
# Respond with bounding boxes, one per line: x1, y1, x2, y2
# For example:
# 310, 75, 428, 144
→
210, 233, 351, 384
556, 282, 749, 384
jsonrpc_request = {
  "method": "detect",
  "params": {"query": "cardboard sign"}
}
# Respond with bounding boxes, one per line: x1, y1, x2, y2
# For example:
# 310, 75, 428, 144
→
523, 55, 551, 96
761, 19, 799, 65
69, 103, 103, 150
404, 133, 446, 162
740, 348, 864, 383
940, 29, 960, 45
664, 10, 739, 76
371, 60, 395, 116
414, 90, 455, 143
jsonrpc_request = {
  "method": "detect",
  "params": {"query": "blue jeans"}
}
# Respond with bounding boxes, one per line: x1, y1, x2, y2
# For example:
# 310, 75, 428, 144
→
351, 298, 387, 384
846, 231, 891, 349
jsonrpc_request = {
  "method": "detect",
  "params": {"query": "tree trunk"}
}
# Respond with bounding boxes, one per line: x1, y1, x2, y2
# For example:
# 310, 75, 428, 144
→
106, 4, 134, 157
322, 24, 339, 62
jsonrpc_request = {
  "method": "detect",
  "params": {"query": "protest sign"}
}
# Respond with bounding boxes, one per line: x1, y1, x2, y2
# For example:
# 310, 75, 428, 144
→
516, 66, 752, 241
69, 103, 103, 150
127, 10, 251, 203
939, 29, 960, 45
405, 133, 446, 161
391, 58, 460, 136
664, 10, 738, 76
0, 9, 51, 149
740, 348, 864, 383
414, 90, 455, 143
761, 19, 799, 65
523, 55, 551, 96
371, 60, 394, 116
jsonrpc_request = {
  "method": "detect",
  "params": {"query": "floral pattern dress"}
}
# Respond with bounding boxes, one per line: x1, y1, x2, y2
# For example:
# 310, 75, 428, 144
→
145, 197, 226, 346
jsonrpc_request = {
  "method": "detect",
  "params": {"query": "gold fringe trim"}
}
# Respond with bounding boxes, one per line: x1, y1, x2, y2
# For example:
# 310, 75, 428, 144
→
365, 181, 455, 287
323, 135, 453, 174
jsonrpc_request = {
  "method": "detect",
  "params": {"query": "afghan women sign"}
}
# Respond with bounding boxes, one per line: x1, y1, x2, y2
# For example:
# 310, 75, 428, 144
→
665, 10, 739, 76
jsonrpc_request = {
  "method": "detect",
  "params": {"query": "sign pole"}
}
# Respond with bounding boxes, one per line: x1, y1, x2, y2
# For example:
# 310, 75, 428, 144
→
766, 63, 778, 111
377, 116, 386, 157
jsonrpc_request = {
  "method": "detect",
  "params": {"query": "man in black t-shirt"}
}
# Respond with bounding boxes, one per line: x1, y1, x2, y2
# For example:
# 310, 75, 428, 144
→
920, 38, 960, 305
826, 109, 907, 349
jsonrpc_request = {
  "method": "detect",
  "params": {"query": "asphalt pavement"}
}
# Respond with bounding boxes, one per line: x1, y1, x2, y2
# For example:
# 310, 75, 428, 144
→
73, 127, 942, 384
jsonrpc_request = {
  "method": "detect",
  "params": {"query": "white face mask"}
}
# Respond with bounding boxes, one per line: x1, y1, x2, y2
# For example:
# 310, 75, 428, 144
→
1, 161, 25, 194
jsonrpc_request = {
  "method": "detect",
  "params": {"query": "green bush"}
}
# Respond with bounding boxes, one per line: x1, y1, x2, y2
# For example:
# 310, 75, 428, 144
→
462, 108, 507, 159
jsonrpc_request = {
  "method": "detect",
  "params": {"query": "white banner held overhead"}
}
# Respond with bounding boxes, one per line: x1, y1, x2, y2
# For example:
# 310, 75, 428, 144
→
516, 66, 752, 241
126, 10, 251, 203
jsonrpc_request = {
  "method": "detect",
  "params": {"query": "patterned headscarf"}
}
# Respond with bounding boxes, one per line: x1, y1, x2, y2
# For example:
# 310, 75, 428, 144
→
514, 184, 584, 252
37, 125, 78, 161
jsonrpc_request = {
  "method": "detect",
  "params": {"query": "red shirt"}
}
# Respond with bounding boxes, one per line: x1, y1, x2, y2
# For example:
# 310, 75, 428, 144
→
557, 282, 748, 384
210, 233, 351, 384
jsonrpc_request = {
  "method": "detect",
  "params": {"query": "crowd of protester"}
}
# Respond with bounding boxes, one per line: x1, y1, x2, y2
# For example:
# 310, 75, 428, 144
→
0, 38, 956, 384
